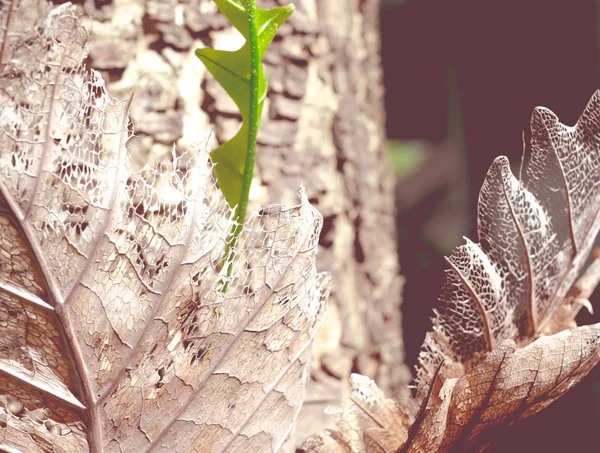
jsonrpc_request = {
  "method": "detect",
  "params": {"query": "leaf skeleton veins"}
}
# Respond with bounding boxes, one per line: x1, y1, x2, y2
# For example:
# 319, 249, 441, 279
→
303, 77, 600, 453
0, 1, 328, 452
2, 1, 600, 453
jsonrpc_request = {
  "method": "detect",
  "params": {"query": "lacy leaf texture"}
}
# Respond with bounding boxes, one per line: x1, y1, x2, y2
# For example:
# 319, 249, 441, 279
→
304, 91, 600, 451
0, 1, 329, 452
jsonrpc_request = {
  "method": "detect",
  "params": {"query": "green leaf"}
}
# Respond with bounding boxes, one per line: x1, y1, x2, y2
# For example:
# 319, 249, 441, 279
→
195, 0, 294, 217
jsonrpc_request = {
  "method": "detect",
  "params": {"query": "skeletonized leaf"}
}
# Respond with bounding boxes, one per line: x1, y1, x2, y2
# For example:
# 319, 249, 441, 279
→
416, 90, 600, 392
302, 91, 600, 452
0, 1, 328, 452
302, 374, 411, 453
403, 324, 600, 453
304, 324, 600, 453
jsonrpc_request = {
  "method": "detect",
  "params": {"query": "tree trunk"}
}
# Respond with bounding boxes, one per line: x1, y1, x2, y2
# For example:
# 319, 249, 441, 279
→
75, 0, 409, 444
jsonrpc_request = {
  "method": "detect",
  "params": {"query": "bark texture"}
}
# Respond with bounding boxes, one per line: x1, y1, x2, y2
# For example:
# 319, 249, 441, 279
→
66, 0, 409, 443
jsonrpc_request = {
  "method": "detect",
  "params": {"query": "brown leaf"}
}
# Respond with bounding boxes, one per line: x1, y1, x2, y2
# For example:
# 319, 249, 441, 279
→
0, 1, 328, 451
417, 90, 600, 391
303, 89, 600, 452
404, 325, 600, 452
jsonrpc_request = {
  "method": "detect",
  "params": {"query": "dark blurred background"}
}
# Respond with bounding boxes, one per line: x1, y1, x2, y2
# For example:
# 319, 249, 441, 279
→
381, 0, 600, 451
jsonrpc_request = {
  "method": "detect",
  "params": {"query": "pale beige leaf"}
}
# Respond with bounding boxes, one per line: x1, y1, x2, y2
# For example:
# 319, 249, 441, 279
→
302, 374, 410, 453
0, 1, 328, 452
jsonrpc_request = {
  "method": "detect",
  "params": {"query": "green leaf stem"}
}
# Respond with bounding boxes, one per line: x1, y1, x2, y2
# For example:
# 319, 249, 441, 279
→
195, 0, 294, 226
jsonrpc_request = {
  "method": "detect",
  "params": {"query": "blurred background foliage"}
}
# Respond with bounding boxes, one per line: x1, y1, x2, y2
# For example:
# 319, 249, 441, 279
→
380, 0, 600, 451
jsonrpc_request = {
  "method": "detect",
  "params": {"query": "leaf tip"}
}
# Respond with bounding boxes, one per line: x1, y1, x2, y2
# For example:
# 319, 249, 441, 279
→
280, 3, 296, 17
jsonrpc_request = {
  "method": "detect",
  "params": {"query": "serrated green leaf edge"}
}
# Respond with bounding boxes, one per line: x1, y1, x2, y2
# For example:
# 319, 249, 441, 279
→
195, 0, 294, 222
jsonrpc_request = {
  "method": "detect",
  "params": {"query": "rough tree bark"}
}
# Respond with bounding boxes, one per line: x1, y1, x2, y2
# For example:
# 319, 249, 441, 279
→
67, 0, 409, 444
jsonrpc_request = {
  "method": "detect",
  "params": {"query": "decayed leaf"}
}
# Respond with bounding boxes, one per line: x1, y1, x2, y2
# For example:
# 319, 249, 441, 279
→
302, 90, 600, 451
302, 374, 413, 453
417, 89, 600, 392
0, 1, 328, 452
402, 325, 600, 453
